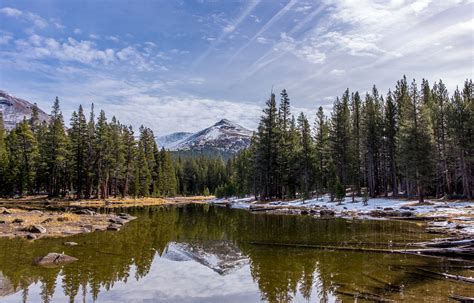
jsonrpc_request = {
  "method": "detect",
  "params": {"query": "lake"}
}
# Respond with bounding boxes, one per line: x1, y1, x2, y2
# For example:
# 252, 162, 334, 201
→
0, 204, 471, 302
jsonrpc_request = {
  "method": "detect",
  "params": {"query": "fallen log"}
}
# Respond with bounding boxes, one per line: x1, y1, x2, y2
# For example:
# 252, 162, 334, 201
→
450, 294, 474, 302
417, 268, 474, 284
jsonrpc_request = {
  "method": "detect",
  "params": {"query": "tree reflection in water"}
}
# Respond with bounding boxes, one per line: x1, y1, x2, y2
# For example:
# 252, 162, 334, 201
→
0, 204, 471, 302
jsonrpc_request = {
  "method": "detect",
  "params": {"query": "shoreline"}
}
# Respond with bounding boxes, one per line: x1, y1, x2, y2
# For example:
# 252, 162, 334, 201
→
209, 196, 474, 237
0, 196, 211, 240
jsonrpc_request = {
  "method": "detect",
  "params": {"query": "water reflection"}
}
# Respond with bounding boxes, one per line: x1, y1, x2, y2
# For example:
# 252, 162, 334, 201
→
0, 204, 471, 302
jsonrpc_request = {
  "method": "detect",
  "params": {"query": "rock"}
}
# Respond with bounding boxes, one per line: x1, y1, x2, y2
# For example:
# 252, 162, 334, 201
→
74, 209, 96, 215
34, 253, 78, 267
300, 210, 309, 215
118, 213, 134, 220
401, 211, 414, 217
23, 225, 47, 234
57, 216, 69, 222
0, 220, 5, 224
107, 223, 121, 231
320, 209, 335, 217
400, 206, 411, 210
370, 210, 386, 217
1, 208, 11, 215
309, 209, 317, 214
41, 218, 53, 224
64, 242, 78, 246
109, 217, 126, 225
12, 218, 24, 224
26, 234, 37, 240
384, 207, 394, 211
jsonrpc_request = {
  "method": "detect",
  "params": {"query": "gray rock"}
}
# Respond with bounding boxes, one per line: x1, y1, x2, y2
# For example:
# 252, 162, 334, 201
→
320, 209, 335, 217
400, 206, 411, 210
384, 207, 394, 211
300, 210, 309, 215
109, 217, 126, 225
64, 242, 78, 246
401, 211, 414, 217
23, 225, 47, 234
107, 223, 121, 231
41, 218, 53, 224
1, 208, 11, 215
74, 209, 96, 215
34, 253, 78, 267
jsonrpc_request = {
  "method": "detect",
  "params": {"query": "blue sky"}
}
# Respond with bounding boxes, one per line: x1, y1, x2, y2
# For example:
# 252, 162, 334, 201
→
0, 0, 472, 134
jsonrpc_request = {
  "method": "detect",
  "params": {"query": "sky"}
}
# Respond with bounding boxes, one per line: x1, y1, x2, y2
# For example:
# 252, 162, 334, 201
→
0, 0, 473, 135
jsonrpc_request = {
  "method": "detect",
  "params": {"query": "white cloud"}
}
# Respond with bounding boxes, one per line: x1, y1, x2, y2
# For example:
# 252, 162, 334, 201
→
294, 5, 312, 12
329, 69, 345, 76
73, 28, 82, 34
0, 7, 22, 17
0, 6, 48, 28
256, 37, 269, 44
15, 35, 115, 65
0, 32, 13, 44
107, 35, 120, 42
89, 34, 100, 39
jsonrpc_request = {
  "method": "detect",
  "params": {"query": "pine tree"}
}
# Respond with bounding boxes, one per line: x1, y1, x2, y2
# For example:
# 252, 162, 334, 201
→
69, 105, 88, 198
15, 120, 39, 194
255, 93, 280, 200
314, 107, 330, 195
330, 89, 351, 186
45, 97, 69, 197
350, 91, 362, 197
361, 86, 383, 197
0, 113, 9, 196
448, 80, 473, 198
158, 148, 177, 196
122, 125, 136, 197
384, 90, 398, 197
95, 110, 113, 198
398, 79, 435, 202
296, 112, 314, 198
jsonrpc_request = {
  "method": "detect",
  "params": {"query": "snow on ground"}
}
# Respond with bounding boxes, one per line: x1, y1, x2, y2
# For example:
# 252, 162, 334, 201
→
208, 195, 474, 236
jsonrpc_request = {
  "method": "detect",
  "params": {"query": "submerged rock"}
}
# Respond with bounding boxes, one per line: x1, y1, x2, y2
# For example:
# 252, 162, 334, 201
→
41, 218, 53, 224
12, 218, 24, 224
300, 210, 309, 215
34, 253, 78, 267
64, 242, 78, 246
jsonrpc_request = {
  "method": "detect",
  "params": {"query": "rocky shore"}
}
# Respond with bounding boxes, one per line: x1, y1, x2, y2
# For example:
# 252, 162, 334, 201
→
0, 207, 136, 240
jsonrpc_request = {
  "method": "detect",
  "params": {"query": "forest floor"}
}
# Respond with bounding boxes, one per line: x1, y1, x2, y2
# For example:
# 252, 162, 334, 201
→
210, 195, 474, 237
0, 195, 212, 240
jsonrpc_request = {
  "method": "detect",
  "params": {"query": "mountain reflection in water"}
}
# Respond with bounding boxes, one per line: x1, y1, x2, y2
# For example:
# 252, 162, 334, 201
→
0, 204, 471, 302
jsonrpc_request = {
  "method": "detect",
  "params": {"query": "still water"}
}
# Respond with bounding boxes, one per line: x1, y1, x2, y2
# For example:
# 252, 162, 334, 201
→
0, 204, 472, 302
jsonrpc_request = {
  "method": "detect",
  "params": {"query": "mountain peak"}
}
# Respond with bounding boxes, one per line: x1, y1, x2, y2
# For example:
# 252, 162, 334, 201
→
215, 118, 232, 125
158, 119, 253, 154
0, 90, 49, 130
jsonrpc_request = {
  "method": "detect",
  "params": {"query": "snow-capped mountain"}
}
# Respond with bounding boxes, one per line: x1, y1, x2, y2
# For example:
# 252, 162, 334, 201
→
163, 241, 249, 275
0, 90, 49, 130
156, 132, 193, 149
160, 119, 253, 153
